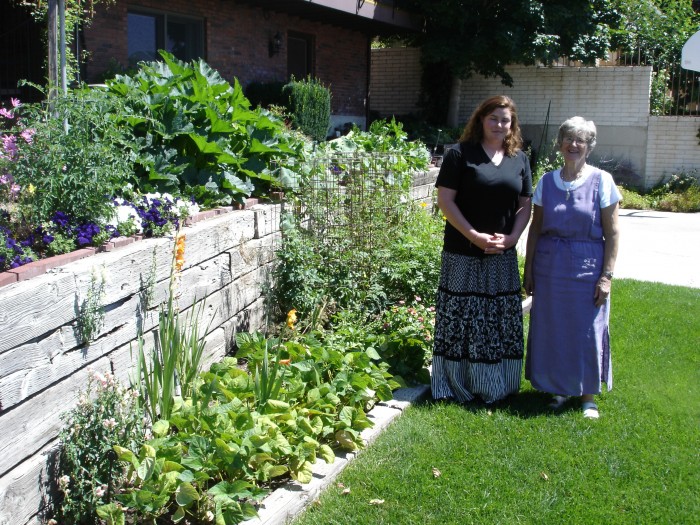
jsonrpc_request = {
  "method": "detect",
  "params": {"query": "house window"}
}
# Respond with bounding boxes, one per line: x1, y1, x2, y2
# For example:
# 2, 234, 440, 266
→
127, 11, 204, 66
287, 32, 314, 80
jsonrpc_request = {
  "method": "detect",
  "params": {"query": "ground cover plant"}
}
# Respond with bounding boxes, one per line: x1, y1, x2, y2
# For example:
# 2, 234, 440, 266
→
617, 171, 700, 213
291, 279, 700, 525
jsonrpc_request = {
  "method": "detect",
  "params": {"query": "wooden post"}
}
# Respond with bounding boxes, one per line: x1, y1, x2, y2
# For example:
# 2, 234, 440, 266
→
59, 0, 67, 96
48, 0, 58, 100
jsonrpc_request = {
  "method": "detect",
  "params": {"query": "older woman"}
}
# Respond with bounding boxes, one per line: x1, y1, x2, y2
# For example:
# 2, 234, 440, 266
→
524, 116, 621, 419
431, 95, 532, 404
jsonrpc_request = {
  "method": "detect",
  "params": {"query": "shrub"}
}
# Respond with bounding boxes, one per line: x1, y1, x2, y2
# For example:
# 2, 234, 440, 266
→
53, 369, 143, 525
283, 76, 331, 142
1, 89, 138, 227
378, 202, 443, 303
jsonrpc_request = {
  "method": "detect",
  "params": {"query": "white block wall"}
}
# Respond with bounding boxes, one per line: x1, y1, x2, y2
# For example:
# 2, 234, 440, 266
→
456, 65, 651, 128
646, 116, 700, 187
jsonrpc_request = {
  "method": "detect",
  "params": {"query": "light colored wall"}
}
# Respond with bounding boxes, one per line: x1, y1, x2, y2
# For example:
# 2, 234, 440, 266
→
646, 116, 700, 187
455, 65, 653, 187
370, 48, 700, 189
0, 205, 279, 525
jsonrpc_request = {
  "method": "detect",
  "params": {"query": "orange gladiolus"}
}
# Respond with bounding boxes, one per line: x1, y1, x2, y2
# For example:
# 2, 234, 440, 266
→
175, 234, 186, 272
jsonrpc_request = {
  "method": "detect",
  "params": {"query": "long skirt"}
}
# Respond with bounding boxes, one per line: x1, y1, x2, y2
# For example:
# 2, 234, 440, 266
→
431, 249, 524, 404
525, 236, 612, 396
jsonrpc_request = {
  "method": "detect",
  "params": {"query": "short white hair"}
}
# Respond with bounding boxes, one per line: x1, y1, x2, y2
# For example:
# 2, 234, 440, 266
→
557, 116, 597, 151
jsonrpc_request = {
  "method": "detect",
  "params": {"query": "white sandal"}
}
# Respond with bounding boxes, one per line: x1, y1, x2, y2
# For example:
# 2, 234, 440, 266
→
582, 401, 600, 419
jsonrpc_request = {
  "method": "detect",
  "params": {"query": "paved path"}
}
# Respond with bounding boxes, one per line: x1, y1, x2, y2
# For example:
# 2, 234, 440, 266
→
616, 209, 700, 289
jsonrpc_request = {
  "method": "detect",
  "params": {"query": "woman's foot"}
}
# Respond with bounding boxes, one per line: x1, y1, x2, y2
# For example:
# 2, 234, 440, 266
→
548, 395, 569, 410
581, 395, 599, 419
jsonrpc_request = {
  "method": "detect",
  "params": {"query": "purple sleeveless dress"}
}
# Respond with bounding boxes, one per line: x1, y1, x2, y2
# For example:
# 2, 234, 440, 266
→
525, 169, 612, 396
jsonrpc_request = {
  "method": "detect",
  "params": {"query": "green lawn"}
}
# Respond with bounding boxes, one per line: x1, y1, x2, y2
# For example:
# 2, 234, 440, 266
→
292, 279, 700, 525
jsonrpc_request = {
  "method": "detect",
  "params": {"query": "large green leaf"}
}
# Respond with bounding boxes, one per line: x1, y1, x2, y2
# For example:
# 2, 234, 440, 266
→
175, 482, 200, 506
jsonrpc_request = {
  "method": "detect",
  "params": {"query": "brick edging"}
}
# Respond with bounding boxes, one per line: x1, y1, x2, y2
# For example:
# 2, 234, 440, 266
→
0, 199, 263, 289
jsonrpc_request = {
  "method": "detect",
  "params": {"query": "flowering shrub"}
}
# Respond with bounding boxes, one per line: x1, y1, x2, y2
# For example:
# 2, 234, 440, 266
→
374, 297, 435, 384
53, 368, 143, 525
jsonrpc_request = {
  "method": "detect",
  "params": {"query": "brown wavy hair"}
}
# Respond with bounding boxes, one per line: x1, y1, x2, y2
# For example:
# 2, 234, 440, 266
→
459, 95, 523, 156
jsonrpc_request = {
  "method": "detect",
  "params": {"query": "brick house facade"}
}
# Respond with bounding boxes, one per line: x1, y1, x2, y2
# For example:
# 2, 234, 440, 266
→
82, 0, 419, 131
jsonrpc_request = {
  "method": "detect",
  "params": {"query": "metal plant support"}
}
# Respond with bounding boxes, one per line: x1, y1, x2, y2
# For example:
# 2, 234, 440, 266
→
289, 152, 412, 289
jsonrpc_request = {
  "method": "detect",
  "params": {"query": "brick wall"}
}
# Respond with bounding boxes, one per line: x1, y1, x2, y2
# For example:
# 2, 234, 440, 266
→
646, 116, 700, 187
369, 47, 422, 116
84, 0, 369, 120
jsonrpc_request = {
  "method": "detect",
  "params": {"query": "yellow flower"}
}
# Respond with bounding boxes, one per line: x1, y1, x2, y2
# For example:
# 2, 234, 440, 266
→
286, 308, 298, 329
419, 201, 427, 208
175, 234, 186, 272
27, 183, 36, 195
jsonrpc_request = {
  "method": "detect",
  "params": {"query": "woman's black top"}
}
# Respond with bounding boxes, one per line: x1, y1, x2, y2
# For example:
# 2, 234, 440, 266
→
435, 141, 533, 256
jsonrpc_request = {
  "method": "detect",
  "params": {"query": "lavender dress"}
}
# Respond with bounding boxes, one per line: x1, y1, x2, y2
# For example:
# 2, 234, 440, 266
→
525, 169, 613, 396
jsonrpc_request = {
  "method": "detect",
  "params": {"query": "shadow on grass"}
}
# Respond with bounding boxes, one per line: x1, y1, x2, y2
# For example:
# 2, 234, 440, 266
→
417, 389, 581, 418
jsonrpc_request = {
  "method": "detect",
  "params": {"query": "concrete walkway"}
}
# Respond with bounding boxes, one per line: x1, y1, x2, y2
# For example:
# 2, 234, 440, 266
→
616, 209, 700, 289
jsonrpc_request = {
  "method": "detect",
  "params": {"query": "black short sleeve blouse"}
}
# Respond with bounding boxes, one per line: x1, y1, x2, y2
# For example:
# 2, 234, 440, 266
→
436, 142, 533, 256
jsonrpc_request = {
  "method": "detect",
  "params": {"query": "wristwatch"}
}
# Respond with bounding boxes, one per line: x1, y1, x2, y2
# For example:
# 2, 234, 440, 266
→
602, 271, 614, 279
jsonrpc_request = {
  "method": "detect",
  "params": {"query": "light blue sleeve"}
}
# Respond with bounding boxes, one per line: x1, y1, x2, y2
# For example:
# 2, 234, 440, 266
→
599, 170, 622, 208
532, 173, 547, 206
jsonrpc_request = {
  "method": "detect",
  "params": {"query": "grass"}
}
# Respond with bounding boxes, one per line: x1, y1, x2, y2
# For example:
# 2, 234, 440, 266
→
292, 279, 700, 525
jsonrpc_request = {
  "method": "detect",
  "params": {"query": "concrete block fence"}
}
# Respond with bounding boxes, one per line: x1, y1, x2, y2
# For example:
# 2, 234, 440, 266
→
370, 47, 700, 189
0, 169, 438, 525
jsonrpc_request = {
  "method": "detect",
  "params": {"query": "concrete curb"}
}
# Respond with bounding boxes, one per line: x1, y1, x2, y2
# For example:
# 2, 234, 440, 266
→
241, 385, 430, 525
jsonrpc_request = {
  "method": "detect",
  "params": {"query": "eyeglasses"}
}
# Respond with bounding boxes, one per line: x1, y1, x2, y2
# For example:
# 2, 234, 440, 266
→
563, 135, 588, 145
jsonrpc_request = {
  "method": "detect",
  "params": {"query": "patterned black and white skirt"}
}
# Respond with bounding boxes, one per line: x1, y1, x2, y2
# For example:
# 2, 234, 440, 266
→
431, 249, 524, 404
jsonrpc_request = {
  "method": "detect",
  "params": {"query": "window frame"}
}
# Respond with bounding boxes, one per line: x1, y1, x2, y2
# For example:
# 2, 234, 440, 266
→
127, 8, 205, 66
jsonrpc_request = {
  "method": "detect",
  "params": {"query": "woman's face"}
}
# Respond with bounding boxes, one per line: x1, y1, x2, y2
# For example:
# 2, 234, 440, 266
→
481, 107, 512, 143
560, 132, 590, 163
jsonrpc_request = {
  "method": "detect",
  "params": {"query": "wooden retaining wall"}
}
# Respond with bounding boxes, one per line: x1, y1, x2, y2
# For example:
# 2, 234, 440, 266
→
0, 169, 438, 525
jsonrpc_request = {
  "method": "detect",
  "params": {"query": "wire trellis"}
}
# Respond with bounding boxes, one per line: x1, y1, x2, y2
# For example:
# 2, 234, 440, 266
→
288, 152, 414, 287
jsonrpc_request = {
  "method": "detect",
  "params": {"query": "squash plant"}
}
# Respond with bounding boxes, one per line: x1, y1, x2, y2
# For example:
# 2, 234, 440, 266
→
106, 330, 399, 524
106, 51, 306, 208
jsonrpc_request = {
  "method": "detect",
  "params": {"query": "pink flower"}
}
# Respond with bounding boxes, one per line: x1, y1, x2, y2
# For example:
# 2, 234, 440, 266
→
415, 296, 422, 302
1, 134, 17, 158
20, 128, 35, 144
10, 98, 20, 108
102, 417, 117, 430
0, 108, 12, 120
